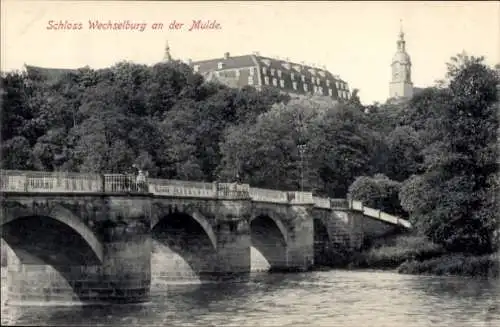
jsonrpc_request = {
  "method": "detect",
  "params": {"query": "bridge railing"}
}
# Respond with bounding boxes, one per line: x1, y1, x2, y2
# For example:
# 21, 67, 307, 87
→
313, 196, 330, 209
216, 182, 250, 199
347, 198, 412, 229
330, 198, 350, 209
363, 206, 380, 219
149, 178, 215, 198
249, 187, 288, 203
350, 200, 363, 211
104, 174, 149, 193
0, 170, 102, 193
287, 191, 314, 204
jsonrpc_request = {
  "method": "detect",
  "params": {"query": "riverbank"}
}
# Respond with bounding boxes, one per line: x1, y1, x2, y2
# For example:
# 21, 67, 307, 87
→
349, 235, 499, 278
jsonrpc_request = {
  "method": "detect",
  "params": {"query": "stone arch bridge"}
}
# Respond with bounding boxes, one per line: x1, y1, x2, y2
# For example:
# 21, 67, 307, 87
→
0, 170, 411, 304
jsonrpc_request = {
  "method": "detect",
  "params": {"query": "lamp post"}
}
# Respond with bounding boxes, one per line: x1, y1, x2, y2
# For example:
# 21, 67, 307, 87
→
296, 110, 307, 193
298, 143, 306, 192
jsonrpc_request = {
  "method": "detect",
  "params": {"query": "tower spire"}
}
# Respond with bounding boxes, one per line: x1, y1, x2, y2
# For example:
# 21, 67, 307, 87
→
163, 41, 172, 62
397, 19, 406, 51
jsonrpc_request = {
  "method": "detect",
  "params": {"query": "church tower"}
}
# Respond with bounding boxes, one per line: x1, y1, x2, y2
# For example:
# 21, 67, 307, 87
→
163, 41, 172, 62
389, 23, 413, 100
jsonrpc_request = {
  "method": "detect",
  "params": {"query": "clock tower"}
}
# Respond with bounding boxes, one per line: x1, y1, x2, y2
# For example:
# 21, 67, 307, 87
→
389, 24, 413, 100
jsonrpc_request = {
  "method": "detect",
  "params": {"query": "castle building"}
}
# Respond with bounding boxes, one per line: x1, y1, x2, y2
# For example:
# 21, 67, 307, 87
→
20, 43, 351, 102
186, 51, 351, 101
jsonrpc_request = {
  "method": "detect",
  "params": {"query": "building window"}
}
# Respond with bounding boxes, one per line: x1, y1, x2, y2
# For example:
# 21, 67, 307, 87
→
264, 76, 270, 85
262, 67, 267, 74
318, 86, 323, 94
277, 70, 282, 78
335, 81, 340, 89
326, 80, 330, 87
271, 68, 275, 76
301, 75, 306, 82
279, 79, 285, 88
218, 62, 224, 69
291, 73, 295, 80
329, 88, 333, 96
293, 81, 298, 90
272, 78, 278, 86
235, 69, 240, 77
248, 76, 254, 85
249, 68, 255, 76
304, 84, 308, 92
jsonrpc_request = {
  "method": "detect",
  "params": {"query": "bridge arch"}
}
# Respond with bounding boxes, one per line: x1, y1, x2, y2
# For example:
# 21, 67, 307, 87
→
1, 202, 103, 264
249, 213, 289, 245
151, 204, 218, 281
151, 206, 217, 250
250, 208, 289, 270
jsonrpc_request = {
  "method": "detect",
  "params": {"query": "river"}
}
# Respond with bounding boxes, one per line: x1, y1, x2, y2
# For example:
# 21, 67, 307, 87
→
2, 268, 499, 327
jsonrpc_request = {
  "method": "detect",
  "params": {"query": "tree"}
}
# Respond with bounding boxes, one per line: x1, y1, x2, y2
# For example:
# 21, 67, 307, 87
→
348, 174, 406, 216
400, 55, 498, 254
385, 126, 423, 181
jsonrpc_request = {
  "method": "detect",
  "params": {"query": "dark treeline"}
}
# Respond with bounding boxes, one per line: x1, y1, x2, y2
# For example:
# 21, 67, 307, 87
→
1, 53, 498, 256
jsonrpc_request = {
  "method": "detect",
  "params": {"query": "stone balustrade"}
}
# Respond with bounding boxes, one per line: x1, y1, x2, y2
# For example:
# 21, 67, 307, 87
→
249, 187, 288, 203
350, 200, 363, 211
0, 170, 102, 193
313, 196, 330, 209
216, 182, 250, 199
149, 178, 215, 198
287, 191, 314, 204
363, 207, 380, 219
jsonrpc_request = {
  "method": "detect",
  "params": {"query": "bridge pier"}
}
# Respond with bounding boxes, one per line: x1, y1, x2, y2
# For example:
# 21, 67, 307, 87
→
272, 205, 314, 272
97, 221, 151, 303
208, 200, 252, 282
207, 219, 250, 281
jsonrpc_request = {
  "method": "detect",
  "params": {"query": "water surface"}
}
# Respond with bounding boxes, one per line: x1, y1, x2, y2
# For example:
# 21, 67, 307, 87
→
2, 269, 499, 327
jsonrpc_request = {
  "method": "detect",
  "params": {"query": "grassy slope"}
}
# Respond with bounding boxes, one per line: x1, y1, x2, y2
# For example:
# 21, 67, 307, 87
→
350, 234, 499, 278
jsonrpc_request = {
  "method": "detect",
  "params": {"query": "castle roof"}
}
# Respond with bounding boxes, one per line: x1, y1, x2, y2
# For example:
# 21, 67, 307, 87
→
23, 65, 80, 83
192, 53, 348, 84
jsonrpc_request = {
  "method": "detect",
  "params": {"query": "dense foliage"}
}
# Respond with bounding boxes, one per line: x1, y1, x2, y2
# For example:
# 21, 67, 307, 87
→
348, 174, 406, 216
399, 56, 499, 254
1, 53, 498, 257
1, 61, 289, 180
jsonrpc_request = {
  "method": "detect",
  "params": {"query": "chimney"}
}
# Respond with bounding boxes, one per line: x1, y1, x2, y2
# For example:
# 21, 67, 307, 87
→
224, 52, 230, 59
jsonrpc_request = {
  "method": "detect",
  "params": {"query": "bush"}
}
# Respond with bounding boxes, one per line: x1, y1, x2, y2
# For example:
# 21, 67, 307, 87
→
398, 252, 499, 277
351, 235, 444, 269
348, 174, 407, 216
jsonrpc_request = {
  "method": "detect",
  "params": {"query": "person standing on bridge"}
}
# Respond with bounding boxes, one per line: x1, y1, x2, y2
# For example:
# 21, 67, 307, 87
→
136, 169, 148, 192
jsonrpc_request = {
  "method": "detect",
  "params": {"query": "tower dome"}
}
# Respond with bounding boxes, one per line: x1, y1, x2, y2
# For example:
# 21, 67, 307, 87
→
392, 32, 411, 64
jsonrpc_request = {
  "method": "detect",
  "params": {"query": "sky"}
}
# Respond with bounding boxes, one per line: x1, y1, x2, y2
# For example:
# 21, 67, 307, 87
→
1, 1, 498, 105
